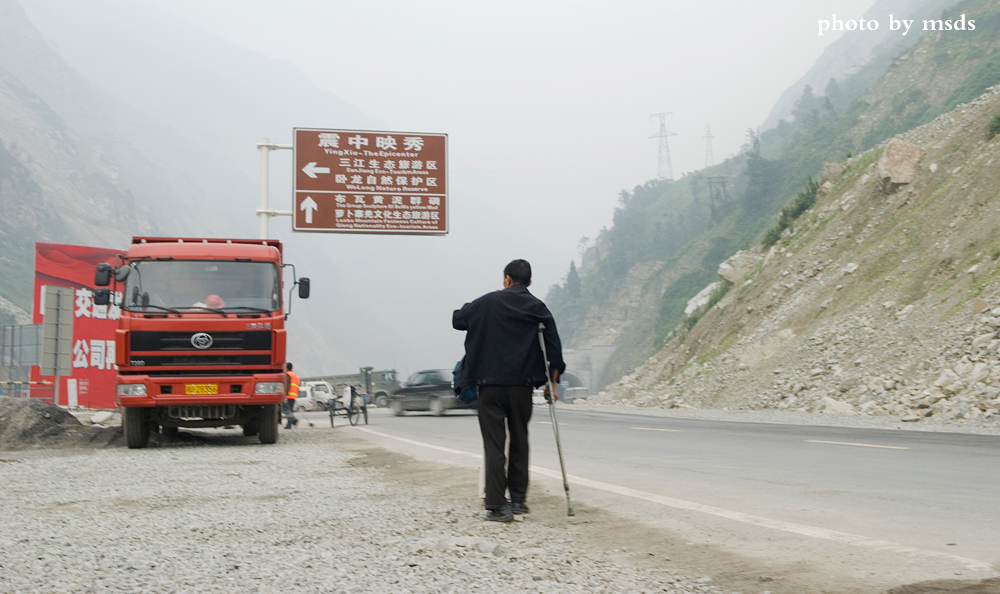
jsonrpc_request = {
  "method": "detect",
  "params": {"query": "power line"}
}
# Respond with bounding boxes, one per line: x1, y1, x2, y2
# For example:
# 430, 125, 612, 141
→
703, 124, 715, 168
649, 112, 677, 180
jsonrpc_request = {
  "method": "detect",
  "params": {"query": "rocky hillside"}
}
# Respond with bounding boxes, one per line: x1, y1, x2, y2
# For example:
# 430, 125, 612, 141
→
550, 0, 1000, 391
591, 85, 1000, 428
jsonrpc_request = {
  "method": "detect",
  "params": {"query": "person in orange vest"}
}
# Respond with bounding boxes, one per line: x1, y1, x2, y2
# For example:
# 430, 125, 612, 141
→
285, 362, 300, 429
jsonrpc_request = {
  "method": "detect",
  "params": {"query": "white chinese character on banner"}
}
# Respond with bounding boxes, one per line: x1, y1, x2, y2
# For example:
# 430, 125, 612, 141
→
354, 158, 365, 167
368, 159, 380, 168
335, 209, 344, 218
72, 340, 89, 369
402, 211, 412, 219
376, 136, 397, 150
366, 175, 377, 184
411, 160, 423, 170
429, 197, 440, 206
410, 177, 423, 186
410, 196, 422, 206
383, 160, 395, 170
318, 133, 340, 148
427, 178, 438, 187
364, 210, 374, 218
335, 194, 347, 204
391, 196, 403, 205
335, 174, 347, 184
75, 288, 94, 318
109, 292, 122, 320
373, 195, 385, 204
373, 210, 383, 218
90, 340, 105, 370
395, 176, 408, 186
92, 303, 108, 320
380, 176, 393, 185
398, 160, 410, 170
431, 212, 439, 220
403, 137, 424, 151
348, 135, 369, 149
351, 175, 362, 184
355, 195, 365, 204
339, 158, 351, 167
105, 340, 117, 370
426, 161, 438, 170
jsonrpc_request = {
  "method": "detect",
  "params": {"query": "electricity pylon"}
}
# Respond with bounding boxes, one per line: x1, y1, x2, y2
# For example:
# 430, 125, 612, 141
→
650, 112, 677, 180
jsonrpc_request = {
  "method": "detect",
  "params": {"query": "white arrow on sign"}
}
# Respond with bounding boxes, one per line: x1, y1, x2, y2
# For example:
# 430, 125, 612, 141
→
300, 196, 318, 224
302, 162, 330, 179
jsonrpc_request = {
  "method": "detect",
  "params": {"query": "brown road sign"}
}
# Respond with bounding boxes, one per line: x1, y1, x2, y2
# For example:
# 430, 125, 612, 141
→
293, 128, 448, 235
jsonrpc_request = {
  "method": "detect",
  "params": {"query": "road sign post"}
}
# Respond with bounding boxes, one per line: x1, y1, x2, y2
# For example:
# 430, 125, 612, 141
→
292, 128, 448, 235
41, 286, 74, 406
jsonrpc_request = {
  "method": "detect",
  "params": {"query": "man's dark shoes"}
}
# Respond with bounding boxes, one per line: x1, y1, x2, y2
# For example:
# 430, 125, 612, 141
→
510, 502, 530, 515
485, 507, 514, 523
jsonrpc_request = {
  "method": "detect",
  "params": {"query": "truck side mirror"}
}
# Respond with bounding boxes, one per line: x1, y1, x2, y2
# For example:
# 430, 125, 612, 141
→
298, 278, 310, 299
94, 288, 111, 306
95, 263, 112, 287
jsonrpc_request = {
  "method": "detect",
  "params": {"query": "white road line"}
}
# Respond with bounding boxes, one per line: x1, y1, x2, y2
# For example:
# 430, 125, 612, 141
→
633, 427, 680, 432
806, 440, 909, 450
355, 427, 992, 573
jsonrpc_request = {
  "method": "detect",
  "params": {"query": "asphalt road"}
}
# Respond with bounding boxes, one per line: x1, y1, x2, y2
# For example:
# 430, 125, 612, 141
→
320, 404, 1000, 588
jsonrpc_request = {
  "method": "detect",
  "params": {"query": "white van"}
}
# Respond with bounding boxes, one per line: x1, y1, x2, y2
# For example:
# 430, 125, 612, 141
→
299, 381, 334, 411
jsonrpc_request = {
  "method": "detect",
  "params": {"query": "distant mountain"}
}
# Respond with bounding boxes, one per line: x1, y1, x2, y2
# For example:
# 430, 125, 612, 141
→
0, 0, 151, 321
762, 0, 961, 131
547, 0, 1000, 390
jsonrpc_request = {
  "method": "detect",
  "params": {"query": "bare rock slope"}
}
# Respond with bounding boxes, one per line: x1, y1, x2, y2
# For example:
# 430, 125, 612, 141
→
592, 86, 1000, 430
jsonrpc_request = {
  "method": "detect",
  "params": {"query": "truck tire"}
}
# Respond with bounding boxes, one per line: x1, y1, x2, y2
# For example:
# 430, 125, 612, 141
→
390, 400, 405, 416
258, 404, 279, 444
123, 406, 150, 449
429, 397, 446, 417
375, 393, 389, 408
242, 416, 259, 437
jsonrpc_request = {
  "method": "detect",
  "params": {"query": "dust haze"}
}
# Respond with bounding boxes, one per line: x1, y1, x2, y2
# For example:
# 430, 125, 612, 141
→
19, 0, 873, 377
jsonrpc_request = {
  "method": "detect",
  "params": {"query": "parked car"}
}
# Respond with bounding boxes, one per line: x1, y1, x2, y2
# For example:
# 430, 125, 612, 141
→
303, 380, 335, 410
389, 369, 476, 416
292, 385, 322, 412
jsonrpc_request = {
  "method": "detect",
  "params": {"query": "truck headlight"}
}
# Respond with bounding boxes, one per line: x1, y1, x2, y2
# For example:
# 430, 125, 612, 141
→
255, 382, 284, 394
116, 384, 146, 396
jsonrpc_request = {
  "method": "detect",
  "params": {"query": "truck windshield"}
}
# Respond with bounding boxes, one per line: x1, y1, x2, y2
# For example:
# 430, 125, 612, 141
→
123, 260, 280, 313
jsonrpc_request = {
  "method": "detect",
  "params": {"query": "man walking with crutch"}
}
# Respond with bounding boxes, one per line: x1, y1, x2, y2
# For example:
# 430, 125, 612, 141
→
453, 259, 565, 522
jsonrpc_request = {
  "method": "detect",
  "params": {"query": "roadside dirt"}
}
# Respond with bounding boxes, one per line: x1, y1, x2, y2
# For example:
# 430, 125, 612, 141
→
340, 432, 1000, 594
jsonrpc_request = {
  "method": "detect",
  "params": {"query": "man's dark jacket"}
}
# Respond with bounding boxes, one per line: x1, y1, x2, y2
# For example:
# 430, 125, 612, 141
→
452, 285, 566, 389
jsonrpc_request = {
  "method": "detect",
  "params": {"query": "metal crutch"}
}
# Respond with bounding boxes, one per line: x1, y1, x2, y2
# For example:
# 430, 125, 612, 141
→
538, 322, 574, 516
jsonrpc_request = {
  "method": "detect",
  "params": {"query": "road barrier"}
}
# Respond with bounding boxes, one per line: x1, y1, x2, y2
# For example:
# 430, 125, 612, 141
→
0, 381, 55, 403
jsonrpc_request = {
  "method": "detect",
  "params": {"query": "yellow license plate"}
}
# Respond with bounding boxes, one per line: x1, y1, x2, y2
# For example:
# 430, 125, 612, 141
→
185, 384, 218, 395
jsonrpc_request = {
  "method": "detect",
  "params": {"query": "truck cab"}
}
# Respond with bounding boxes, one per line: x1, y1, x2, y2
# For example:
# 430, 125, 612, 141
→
94, 237, 309, 447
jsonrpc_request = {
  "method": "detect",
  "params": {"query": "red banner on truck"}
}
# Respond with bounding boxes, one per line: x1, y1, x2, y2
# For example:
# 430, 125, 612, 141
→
30, 243, 125, 409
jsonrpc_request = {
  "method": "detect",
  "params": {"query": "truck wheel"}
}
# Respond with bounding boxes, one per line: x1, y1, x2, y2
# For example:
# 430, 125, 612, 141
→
429, 397, 446, 417
258, 404, 279, 444
375, 393, 389, 408
123, 407, 150, 449
390, 401, 405, 416
242, 417, 259, 437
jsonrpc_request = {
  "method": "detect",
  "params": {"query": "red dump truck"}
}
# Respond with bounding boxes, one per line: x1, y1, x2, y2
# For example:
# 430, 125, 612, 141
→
93, 237, 309, 448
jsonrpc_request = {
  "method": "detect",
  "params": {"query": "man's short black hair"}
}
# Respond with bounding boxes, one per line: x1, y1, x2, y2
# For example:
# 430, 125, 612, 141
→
287, 362, 294, 371
504, 259, 532, 286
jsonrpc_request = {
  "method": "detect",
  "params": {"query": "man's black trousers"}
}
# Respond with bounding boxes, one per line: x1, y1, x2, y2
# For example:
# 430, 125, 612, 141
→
478, 384, 533, 510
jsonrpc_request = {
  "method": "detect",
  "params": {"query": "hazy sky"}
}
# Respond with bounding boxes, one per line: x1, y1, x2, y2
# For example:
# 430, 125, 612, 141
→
142, 0, 874, 264
22, 0, 880, 376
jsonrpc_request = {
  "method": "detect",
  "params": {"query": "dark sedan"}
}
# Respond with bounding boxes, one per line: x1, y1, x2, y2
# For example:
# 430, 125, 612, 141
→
389, 369, 476, 416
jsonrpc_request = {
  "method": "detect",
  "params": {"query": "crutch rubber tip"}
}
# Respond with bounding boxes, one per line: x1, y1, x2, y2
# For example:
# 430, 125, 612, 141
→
567, 508, 575, 516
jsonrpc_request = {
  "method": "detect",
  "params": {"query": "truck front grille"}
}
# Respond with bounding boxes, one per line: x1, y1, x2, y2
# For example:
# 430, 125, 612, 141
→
166, 405, 238, 420
131, 331, 271, 352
